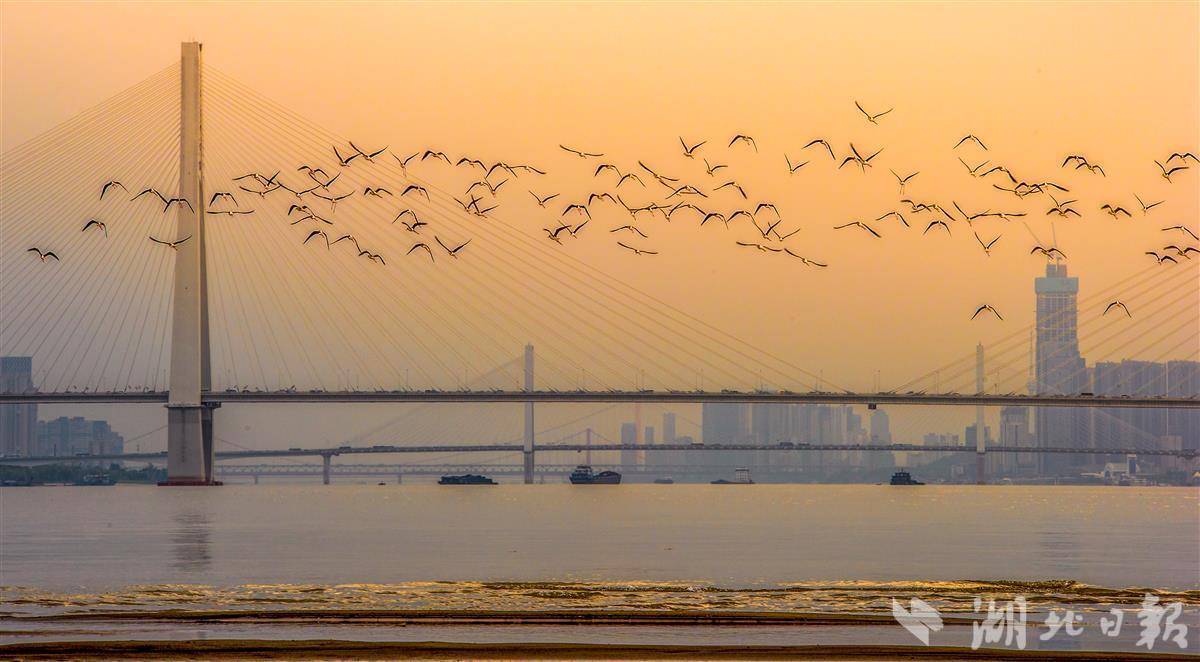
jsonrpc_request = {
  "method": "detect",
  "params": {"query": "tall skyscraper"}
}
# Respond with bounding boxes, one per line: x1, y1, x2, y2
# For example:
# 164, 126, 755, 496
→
1, 356, 37, 457
620, 422, 637, 470
1034, 263, 1088, 474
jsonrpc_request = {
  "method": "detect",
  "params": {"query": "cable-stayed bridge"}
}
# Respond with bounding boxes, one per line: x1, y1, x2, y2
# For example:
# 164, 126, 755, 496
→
2, 44, 1197, 486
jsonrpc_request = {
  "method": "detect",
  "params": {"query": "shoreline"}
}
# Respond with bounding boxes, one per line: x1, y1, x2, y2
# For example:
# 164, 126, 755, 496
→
15, 608, 977, 626
1, 640, 1195, 660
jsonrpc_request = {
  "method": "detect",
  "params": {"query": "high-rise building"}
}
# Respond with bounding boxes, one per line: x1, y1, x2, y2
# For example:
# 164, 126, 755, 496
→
702, 402, 752, 468
620, 422, 637, 470
36, 416, 124, 457
1034, 263, 1088, 474
1, 356, 37, 457
867, 408, 895, 470
997, 406, 1035, 476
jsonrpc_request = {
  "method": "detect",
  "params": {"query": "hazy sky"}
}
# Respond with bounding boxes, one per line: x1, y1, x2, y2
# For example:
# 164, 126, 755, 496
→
2, 2, 1197, 448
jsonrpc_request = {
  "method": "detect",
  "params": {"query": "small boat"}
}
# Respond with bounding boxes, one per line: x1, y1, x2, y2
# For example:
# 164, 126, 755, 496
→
712, 467, 754, 484
438, 474, 497, 485
653, 477, 675, 484
890, 471, 924, 485
569, 465, 621, 484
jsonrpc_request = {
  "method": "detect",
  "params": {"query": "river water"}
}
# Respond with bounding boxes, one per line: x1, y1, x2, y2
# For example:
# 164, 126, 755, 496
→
2, 483, 1197, 652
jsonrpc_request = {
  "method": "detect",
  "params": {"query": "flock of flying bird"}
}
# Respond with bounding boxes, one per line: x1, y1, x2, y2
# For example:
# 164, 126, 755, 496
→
23, 100, 1200, 323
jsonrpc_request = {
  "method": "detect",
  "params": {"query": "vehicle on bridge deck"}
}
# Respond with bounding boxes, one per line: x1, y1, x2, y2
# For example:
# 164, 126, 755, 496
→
438, 474, 497, 485
890, 471, 925, 485
569, 465, 621, 484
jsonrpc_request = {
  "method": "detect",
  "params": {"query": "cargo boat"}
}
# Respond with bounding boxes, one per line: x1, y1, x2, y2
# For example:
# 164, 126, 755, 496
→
438, 474, 497, 485
889, 471, 924, 485
569, 465, 621, 484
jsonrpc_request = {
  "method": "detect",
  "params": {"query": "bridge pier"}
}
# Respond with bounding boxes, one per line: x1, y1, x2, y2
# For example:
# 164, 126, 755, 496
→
322, 454, 332, 485
523, 344, 535, 484
161, 41, 217, 486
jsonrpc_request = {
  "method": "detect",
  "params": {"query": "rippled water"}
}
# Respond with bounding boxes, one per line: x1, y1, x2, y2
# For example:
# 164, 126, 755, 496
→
2, 483, 1196, 619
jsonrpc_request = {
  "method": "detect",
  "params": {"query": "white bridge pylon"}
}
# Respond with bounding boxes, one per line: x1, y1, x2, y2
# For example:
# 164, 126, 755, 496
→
163, 42, 216, 485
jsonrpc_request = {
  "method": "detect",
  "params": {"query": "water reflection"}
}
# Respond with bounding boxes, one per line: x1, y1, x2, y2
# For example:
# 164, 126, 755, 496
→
170, 508, 212, 573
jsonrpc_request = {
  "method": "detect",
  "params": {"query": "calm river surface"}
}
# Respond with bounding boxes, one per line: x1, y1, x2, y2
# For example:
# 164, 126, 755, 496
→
2, 484, 1197, 651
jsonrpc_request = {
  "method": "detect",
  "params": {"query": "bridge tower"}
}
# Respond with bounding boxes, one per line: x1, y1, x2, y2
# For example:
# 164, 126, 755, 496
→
162, 42, 217, 486
523, 344, 535, 484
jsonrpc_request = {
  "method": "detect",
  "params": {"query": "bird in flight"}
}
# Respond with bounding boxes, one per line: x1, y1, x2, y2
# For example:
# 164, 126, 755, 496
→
1167, 151, 1198, 163
530, 192, 559, 208
406, 243, 435, 262
162, 197, 193, 213
350, 141, 387, 162
100, 180, 127, 200
980, 165, 1016, 184
1134, 194, 1163, 215
393, 152, 419, 172
358, 249, 386, 265
1031, 245, 1068, 260
27, 247, 59, 262
363, 186, 392, 198
467, 179, 507, 197
703, 158, 727, 176
543, 224, 571, 244
1145, 251, 1178, 264
1046, 195, 1080, 218
1162, 225, 1200, 241
954, 135, 987, 150
131, 187, 167, 205
855, 100, 893, 124
209, 191, 239, 207
891, 169, 919, 194
616, 241, 658, 256
876, 211, 909, 228
971, 305, 1003, 321
303, 230, 330, 248
680, 137, 706, 158
803, 139, 836, 160
786, 155, 809, 174
958, 157, 990, 177
840, 143, 883, 172
923, 220, 952, 236
783, 248, 827, 267
420, 150, 451, 164
562, 203, 591, 219
401, 185, 429, 200
436, 236, 471, 258
1100, 203, 1132, 219
616, 173, 644, 188
331, 234, 360, 251
333, 145, 360, 167
610, 224, 649, 239
736, 241, 782, 253
834, 221, 881, 238
149, 235, 191, 250
728, 134, 757, 151
715, 180, 748, 199
1103, 301, 1132, 317
1155, 160, 1188, 182
560, 145, 603, 158
312, 190, 352, 210
81, 219, 108, 237
974, 231, 1000, 256
205, 209, 254, 217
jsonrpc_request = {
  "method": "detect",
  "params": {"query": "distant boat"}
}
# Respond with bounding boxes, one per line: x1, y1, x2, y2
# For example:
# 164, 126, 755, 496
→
74, 473, 116, 486
569, 465, 621, 484
438, 474, 497, 485
890, 471, 924, 485
712, 467, 754, 484
653, 477, 675, 484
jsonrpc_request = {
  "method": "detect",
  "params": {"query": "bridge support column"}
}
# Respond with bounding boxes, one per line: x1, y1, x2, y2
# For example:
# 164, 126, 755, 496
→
523, 344, 535, 484
161, 41, 216, 486
322, 454, 332, 485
